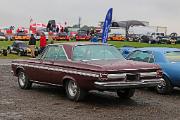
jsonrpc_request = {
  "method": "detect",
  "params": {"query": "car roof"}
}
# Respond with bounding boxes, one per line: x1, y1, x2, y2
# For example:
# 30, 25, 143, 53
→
49, 42, 109, 47
14, 41, 25, 43
136, 47, 180, 53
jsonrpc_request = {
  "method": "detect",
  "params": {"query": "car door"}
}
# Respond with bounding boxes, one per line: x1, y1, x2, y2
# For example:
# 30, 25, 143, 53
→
13, 43, 19, 53
35, 45, 67, 84
47, 45, 68, 84
36, 46, 57, 83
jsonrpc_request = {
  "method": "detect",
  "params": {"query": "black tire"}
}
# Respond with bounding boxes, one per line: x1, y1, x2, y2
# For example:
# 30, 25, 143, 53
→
65, 80, 87, 101
117, 89, 135, 99
17, 51, 22, 56
156, 75, 173, 94
18, 70, 32, 89
3, 49, 7, 56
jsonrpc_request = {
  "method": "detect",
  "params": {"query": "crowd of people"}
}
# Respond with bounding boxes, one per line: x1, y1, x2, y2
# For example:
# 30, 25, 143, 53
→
28, 33, 47, 58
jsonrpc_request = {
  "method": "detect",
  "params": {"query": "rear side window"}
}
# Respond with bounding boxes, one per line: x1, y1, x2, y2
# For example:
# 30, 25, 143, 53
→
43, 46, 67, 61
127, 50, 154, 63
165, 51, 180, 62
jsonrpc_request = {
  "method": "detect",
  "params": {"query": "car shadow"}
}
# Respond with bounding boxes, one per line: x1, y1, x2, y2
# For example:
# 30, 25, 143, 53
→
171, 88, 180, 96
30, 85, 149, 107
140, 87, 180, 97
31, 84, 66, 97
82, 91, 143, 107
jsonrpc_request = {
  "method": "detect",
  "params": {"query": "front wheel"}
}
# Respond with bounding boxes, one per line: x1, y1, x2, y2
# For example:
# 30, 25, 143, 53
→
156, 75, 173, 94
117, 89, 135, 99
18, 70, 32, 89
17, 51, 22, 56
7, 48, 11, 54
65, 80, 87, 101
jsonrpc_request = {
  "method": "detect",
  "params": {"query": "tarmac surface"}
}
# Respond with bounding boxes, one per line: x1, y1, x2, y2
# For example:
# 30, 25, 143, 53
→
0, 59, 180, 120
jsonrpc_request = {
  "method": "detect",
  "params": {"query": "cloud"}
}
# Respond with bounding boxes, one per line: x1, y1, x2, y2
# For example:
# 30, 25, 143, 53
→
0, 0, 180, 34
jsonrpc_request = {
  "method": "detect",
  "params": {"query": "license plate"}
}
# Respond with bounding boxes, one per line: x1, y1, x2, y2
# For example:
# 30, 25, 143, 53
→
126, 74, 140, 81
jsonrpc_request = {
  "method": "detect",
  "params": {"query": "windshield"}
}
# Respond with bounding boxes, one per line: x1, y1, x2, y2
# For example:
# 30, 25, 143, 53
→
17, 32, 26, 36
0, 32, 5, 36
58, 32, 67, 36
77, 33, 86, 36
165, 51, 180, 62
73, 45, 124, 61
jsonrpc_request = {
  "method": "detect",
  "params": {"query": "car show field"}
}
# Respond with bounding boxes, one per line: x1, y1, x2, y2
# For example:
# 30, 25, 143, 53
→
0, 62, 180, 120
1, 0, 180, 119
1, 40, 180, 59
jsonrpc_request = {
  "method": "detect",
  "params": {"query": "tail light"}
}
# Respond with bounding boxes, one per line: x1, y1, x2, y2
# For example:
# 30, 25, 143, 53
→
156, 70, 163, 77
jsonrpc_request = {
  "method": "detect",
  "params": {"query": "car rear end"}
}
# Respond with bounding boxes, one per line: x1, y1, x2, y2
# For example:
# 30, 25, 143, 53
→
94, 68, 163, 90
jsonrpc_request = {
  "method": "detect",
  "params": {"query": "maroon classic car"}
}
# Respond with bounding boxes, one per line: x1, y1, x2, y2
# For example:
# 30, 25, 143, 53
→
11, 42, 163, 101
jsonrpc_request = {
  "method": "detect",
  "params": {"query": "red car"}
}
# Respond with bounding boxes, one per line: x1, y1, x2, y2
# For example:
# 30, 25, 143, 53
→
52, 32, 70, 41
76, 33, 90, 41
11, 42, 163, 101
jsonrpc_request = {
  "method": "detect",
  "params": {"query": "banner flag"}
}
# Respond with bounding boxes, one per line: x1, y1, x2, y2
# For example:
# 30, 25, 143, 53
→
102, 8, 113, 43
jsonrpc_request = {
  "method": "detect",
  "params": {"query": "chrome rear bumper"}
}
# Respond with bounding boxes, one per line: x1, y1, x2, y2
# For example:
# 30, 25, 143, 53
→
94, 78, 164, 90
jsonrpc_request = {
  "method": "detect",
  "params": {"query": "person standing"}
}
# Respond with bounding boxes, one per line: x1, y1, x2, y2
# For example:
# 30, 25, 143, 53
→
29, 34, 36, 57
40, 33, 47, 53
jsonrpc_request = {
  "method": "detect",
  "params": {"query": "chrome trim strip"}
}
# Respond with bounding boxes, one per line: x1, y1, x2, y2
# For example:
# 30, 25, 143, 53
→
31, 80, 63, 87
140, 72, 157, 77
107, 73, 126, 79
12, 63, 99, 78
140, 67, 156, 70
62, 45, 71, 61
107, 72, 157, 79
122, 69, 138, 71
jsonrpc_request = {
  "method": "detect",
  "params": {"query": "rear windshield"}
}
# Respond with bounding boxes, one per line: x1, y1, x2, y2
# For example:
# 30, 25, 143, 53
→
73, 45, 124, 61
0, 32, 5, 36
58, 32, 67, 36
165, 51, 180, 62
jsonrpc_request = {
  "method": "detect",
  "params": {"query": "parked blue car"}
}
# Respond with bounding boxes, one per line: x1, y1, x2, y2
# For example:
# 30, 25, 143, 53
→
124, 47, 180, 94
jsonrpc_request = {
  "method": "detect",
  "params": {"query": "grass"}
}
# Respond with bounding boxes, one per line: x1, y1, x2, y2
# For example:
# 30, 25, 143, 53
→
0, 54, 29, 59
108, 41, 180, 48
0, 40, 180, 59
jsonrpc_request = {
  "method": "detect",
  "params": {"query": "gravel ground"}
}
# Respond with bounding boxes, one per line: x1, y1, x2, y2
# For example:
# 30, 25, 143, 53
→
0, 60, 180, 120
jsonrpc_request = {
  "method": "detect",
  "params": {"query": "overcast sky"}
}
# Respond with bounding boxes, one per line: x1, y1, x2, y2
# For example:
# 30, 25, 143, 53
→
0, 0, 180, 34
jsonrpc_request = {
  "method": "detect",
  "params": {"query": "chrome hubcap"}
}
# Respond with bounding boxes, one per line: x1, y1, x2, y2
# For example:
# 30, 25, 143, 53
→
19, 72, 25, 87
68, 80, 78, 97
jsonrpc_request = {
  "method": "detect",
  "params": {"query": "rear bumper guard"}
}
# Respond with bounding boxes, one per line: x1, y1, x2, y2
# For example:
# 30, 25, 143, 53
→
94, 78, 164, 89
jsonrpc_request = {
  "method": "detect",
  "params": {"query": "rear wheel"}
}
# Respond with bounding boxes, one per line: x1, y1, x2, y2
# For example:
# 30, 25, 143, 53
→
18, 70, 32, 89
65, 80, 87, 101
156, 75, 173, 94
3, 49, 7, 56
117, 89, 135, 99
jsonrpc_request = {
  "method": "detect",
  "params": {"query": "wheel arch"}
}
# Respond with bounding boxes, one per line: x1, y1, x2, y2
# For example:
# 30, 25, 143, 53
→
16, 66, 25, 76
62, 75, 76, 88
162, 72, 173, 86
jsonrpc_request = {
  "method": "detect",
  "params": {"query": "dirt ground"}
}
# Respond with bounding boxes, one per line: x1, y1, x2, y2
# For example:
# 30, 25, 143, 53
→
0, 60, 180, 120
